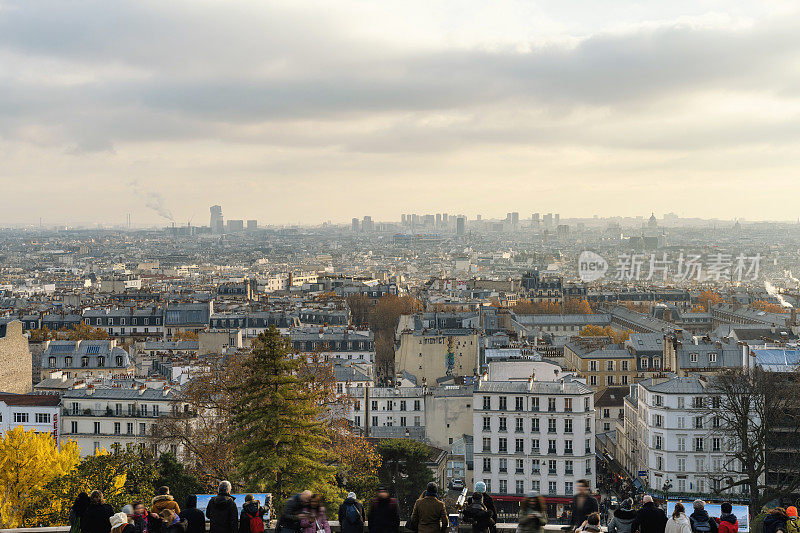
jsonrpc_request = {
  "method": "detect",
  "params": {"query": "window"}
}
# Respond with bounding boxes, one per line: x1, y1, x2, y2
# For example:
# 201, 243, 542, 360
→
94, 422, 101, 434
641, 357, 649, 369
35, 413, 50, 423
499, 396, 507, 410
516, 480, 525, 495
548, 398, 556, 412
694, 416, 703, 429
607, 375, 614, 386
531, 439, 540, 452
677, 437, 686, 451
548, 419, 557, 433
515, 418, 524, 433
499, 438, 508, 453
482, 458, 491, 473
548, 439, 557, 454
548, 481, 557, 495
483, 417, 491, 431
695, 437, 704, 452
622, 360, 629, 371
387, 400, 393, 411
653, 435, 662, 450
564, 418, 573, 433
603, 408, 610, 418
400, 400, 406, 411
414, 400, 421, 411
482, 438, 491, 452
531, 418, 540, 432
564, 440, 573, 455
590, 375, 597, 386
71, 421, 78, 433
713, 416, 721, 429
13, 413, 29, 423
548, 459, 557, 474
653, 414, 663, 427
81, 356, 89, 367
499, 458, 507, 472
712, 396, 721, 409
516, 438, 524, 453
584, 397, 590, 411
127, 422, 133, 434
565, 459, 574, 475
678, 397, 685, 409
654, 395, 663, 406
677, 457, 686, 472
564, 398, 573, 412
656, 455, 664, 470
483, 396, 491, 410
531, 397, 540, 411
677, 417, 685, 429
709, 352, 718, 363
690, 353, 698, 363
372, 416, 378, 426
499, 417, 507, 431
713, 438, 721, 452
696, 457, 705, 472
114, 422, 121, 434
532, 459, 541, 473
515, 397, 524, 411
622, 375, 628, 385
653, 358, 661, 369
607, 361, 614, 371
139, 423, 147, 435
516, 458, 525, 473
499, 480, 507, 494
590, 361, 598, 371
585, 417, 592, 433
693, 397, 704, 408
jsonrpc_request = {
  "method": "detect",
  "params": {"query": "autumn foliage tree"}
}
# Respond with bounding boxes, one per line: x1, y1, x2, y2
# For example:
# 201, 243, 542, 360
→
59, 323, 109, 340
563, 299, 594, 314
697, 290, 725, 312
749, 300, 787, 314
579, 325, 631, 344
369, 295, 423, 384
0, 427, 79, 528
514, 299, 562, 314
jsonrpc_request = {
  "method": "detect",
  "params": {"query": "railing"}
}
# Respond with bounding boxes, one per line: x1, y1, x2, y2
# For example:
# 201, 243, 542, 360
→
1, 525, 604, 533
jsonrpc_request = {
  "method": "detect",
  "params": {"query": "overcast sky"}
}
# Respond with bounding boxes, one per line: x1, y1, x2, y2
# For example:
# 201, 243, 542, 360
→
2, 0, 800, 226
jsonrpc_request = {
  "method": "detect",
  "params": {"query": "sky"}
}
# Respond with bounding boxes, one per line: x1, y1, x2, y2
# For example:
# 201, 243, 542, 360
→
2, 0, 800, 226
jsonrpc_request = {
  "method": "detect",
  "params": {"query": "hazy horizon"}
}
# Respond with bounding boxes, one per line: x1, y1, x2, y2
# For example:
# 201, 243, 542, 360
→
3, 0, 800, 225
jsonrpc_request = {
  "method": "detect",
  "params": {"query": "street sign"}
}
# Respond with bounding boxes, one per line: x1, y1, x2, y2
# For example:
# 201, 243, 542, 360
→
638, 471, 647, 477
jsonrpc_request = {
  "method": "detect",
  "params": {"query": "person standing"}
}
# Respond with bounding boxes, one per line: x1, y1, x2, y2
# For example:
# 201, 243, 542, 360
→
179, 495, 205, 533
716, 503, 738, 533
763, 508, 788, 533
206, 481, 238, 533
158, 509, 187, 533
82, 491, 115, 533
570, 480, 599, 533
70, 493, 91, 533
338, 492, 364, 533
300, 494, 330, 533
461, 493, 493, 533
665, 503, 691, 533
109, 512, 135, 533
151, 488, 181, 517
131, 501, 149, 533
608, 499, 637, 533
518, 492, 547, 533
688, 501, 717, 533
368, 485, 400, 533
277, 491, 312, 533
785, 507, 800, 533
473, 482, 497, 532
632, 496, 667, 533
408, 482, 448, 533
239, 494, 268, 533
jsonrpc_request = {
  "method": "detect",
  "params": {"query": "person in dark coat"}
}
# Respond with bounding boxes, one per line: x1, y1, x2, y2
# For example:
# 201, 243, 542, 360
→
131, 501, 149, 533
239, 494, 268, 533
473, 482, 498, 532
338, 492, 364, 533
716, 502, 738, 533
368, 486, 400, 533
408, 482, 448, 533
688, 500, 718, 533
609, 499, 637, 533
206, 481, 238, 533
461, 493, 493, 533
179, 495, 205, 533
632, 495, 667, 533
70, 492, 91, 533
570, 480, 599, 532
82, 491, 115, 533
763, 508, 788, 533
276, 491, 312, 533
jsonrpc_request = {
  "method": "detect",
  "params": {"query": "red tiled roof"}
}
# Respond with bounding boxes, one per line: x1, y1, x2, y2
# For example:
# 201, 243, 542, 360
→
0, 393, 61, 407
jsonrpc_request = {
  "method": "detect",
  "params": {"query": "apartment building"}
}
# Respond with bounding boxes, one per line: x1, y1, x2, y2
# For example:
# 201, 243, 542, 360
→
473, 376, 596, 500
40, 339, 133, 380
348, 386, 425, 438
395, 330, 480, 385
564, 337, 636, 390
0, 392, 61, 440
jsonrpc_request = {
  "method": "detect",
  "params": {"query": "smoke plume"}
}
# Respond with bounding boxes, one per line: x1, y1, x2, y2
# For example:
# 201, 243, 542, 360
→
128, 180, 174, 222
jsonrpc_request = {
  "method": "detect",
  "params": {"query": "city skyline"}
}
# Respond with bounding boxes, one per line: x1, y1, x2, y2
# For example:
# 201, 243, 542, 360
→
3, 0, 800, 224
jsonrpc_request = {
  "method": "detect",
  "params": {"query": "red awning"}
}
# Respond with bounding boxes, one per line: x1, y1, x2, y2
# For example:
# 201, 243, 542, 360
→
492, 495, 574, 504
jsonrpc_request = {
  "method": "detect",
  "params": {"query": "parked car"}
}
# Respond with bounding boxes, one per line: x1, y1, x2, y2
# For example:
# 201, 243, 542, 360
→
449, 478, 465, 490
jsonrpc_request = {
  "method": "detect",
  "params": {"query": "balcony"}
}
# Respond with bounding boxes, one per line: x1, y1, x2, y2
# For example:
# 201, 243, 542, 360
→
565, 449, 573, 455
548, 448, 557, 455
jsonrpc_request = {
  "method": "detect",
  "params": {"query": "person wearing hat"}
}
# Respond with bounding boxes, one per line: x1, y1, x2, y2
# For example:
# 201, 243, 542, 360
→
408, 482, 448, 533
239, 494, 268, 533
518, 492, 547, 533
109, 512, 134, 533
462, 493, 494, 533
632, 495, 667, 533
785, 507, 800, 533
368, 485, 400, 533
716, 503, 738, 533
338, 491, 364, 533
473, 482, 498, 533
609, 499, 637, 533
688, 500, 717, 533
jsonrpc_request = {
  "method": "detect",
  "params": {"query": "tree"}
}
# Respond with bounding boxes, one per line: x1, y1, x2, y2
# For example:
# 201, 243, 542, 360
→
703, 368, 800, 514
173, 330, 199, 341
230, 327, 338, 504
513, 300, 562, 314
749, 300, 787, 314
28, 326, 53, 342
377, 439, 434, 518
697, 290, 724, 312
563, 299, 593, 314
59, 323, 109, 340
579, 325, 630, 344
329, 421, 381, 502
369, 295, 422, 384
0, 427, 79, 528
346, 294, 373, 326
154, 453, 205, 509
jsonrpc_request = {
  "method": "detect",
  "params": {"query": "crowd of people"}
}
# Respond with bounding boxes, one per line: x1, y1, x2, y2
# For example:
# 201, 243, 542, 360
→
67, 482, 404, 533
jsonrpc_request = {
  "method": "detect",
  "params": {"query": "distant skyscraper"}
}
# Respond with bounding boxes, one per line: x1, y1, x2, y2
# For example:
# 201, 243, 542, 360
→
401, 214, 407, 224
442, 213, 448, 224
436, 213, 442, 227
543, 213, 553, 227
227, 219, 244, 232
456, 216, 466, 236
532, 213, 540, 227
246, 220, 257, 231
210, 205, 224, 234
352, 218, 360, 232
362, 216, 374, 232
555, 213, 560, 226
511, 212, 519, 226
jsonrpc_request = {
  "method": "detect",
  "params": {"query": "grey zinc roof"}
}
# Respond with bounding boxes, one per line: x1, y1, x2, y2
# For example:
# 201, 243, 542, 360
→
639, 375, 708, 394
477, 378, 592, 395
62, 387, 175, 400
333, 365, 371, 382
514, 313, 611, 326
626, 333, 664, 354
751, 348, 800, 372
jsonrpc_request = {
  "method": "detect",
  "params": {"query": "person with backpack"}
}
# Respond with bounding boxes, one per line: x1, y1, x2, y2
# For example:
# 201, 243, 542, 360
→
368, 486, 400, 533
609, 499, 637, 533
764, 508, 789, 533
239, 494, 267, 533
716, 503, 738, 533
179, 496, 205, 533
689, 501, 718, 533
473, 482, 498, 533
338, 492, 364, 533
461, 493, 493, 533
666, 503, 691, 533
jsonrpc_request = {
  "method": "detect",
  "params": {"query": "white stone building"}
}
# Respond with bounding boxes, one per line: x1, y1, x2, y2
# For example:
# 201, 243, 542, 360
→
473, 376, 596, 498
347, 386, 425, 438
0, 393, 61, 441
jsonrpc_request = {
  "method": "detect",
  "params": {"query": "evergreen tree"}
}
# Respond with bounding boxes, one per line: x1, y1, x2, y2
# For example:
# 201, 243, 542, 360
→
230, 327, 337, 503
